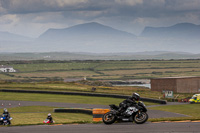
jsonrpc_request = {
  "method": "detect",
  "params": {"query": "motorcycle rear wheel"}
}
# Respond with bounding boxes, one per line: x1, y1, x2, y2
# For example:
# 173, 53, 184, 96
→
134, 112, 148, 124
102, 112, 116, 125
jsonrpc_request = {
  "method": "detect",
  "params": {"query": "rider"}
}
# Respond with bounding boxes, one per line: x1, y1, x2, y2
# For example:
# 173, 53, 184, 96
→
2, 108, 11, 123
3, 108, 10, 118
117, 93, 140, 114
47, 113, 53, 123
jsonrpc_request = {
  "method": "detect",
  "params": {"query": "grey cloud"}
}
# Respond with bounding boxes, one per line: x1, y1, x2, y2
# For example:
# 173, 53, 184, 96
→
110, 0, 200, 19
0, 0, 200, 38
0, 0, 110, 14
1, 0, 200, 19
165, 0, 200, 11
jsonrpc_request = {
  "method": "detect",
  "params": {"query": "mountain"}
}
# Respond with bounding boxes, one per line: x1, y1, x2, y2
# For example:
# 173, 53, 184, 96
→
39, 22, 135, 40
0, 31, 32, 41
140, 23, 200, 39
36, 22, 137, 53
138, 23, 200, 53
0, 31, 34, 53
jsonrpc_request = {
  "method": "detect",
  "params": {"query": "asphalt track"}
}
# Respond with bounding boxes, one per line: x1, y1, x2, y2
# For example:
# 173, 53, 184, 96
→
1, 122, 200, 133
0, 100, 189, 119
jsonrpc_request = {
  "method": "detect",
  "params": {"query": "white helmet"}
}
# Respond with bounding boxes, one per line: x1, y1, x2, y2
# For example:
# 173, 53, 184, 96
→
48, 113, 51, 116
132, 92, 140, 101
4, 108, 8, 112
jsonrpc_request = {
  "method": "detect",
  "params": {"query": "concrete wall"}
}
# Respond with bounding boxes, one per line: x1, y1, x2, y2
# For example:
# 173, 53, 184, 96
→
177, 78, 200, 93
151, 78, 177, 92
151, 77, 200, 93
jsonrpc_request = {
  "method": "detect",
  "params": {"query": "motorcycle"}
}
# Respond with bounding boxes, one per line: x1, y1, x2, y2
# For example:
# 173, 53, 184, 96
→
0, 114, 12, 125
102, 101, 148, 124
43, 119, 55, 124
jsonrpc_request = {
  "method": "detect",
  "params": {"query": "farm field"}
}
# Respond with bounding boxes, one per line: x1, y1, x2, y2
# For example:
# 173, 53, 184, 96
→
0, 82, 193, 100
1, 60, 200, 82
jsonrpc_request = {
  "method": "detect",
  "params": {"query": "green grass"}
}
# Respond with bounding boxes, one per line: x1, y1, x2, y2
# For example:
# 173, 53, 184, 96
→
2, 104, 200, 126
12, 62, 100, 72
0, 92, 156, 106
0, 92, 122, 105
12, 70, 99, 78
149, 104, 200, 122
0, 81, 194, 100
0, 82, 165, 99
0, 73, 18, 80
0, 106, 92, 126
3, 106, 54, 113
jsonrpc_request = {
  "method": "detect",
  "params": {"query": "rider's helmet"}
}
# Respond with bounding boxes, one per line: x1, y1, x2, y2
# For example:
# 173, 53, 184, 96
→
131, 92, 140, 101
48, 113, 51, 116
4, 108, 8, 113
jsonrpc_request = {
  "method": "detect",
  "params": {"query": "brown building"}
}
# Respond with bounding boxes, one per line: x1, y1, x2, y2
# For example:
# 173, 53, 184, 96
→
151, 77, 200, 93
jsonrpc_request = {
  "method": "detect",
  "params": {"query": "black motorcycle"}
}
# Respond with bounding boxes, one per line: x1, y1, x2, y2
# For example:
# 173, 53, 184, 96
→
102, 101, 148, 124
0, 114, 12, 125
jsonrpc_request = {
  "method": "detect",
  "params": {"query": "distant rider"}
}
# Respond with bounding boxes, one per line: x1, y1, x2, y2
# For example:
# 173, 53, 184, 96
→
117, 93, 140, 114
2, 108, 11, 123
47, 113, 53, 123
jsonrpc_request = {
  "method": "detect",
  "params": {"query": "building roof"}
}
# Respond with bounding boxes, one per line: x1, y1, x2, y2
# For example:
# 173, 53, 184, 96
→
0, 65, 13, 68
151, 76, 200, 80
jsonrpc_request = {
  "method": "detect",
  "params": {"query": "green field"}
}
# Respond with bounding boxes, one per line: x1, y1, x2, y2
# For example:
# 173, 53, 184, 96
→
1, 60, 200, 81
0, 92, 156, 106
0, 81, 193, 100
0, 92, 156, 126
0, 82, 164, 99
149, 104, 200, 122
0, 106, 92, 126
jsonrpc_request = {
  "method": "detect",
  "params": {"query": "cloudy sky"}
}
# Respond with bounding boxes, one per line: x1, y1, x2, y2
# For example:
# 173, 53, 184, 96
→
0, 0, 200, 38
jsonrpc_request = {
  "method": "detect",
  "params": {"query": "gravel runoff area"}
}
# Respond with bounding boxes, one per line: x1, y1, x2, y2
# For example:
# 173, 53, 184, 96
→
0, 100, 189, 119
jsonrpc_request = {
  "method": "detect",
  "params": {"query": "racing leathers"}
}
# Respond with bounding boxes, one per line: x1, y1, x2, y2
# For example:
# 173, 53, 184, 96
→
117, 97, 137, 114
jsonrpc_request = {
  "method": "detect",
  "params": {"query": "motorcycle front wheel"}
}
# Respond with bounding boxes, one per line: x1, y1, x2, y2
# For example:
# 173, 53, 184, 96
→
133, 112, 148, 124
3, 121, 10, 126
102, 112, 116, 125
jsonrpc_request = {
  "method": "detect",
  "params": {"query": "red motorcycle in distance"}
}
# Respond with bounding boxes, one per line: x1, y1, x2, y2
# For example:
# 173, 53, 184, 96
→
43, 119, 55, 124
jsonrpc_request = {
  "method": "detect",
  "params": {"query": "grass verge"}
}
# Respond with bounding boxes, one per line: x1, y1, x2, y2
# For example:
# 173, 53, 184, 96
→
1, 104, 200, 126
148, 104, 200, 122
0, 106, 92, 126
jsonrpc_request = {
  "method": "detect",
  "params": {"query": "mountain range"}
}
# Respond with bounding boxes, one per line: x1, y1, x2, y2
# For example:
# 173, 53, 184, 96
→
141, 23, 200, 39
0, 22, 200, 54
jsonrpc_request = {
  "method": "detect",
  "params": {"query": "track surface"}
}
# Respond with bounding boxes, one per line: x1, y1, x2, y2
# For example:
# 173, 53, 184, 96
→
1, 122, 200, 133
0, 100, 188, 118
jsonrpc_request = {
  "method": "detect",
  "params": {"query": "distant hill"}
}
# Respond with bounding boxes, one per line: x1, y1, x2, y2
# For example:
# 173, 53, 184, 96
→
0, 31, 32, 41
36, 22, 136, 53
138, 23, 200, 53
39, 22, 135, 40
140, 23, 200, 39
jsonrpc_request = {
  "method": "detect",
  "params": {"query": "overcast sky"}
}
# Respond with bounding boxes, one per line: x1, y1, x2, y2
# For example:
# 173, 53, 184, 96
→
0, 0, 200, 38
